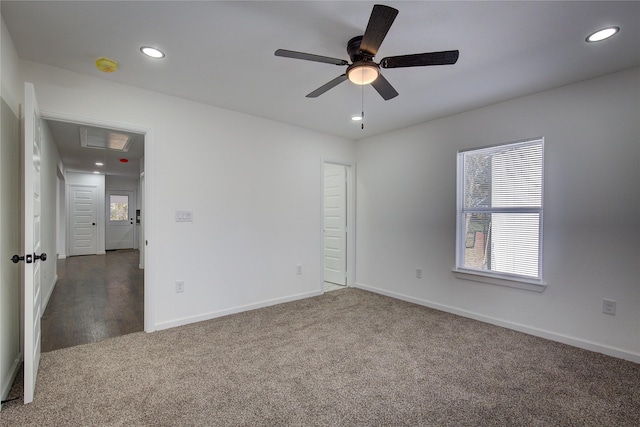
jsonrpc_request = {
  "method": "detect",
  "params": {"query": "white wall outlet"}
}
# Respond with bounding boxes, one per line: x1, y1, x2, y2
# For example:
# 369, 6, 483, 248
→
416, 268, 423, 279
296, 265, 302, 275
602, 299, 616, 315
176, 280, 185, 293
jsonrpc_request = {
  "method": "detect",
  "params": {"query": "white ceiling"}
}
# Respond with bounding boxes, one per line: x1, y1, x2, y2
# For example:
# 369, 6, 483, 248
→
3, 1, 639, 146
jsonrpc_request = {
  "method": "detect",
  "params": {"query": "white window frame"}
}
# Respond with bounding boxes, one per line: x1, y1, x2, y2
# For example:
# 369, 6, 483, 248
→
454, 137, 546, 292
108, 193, 131, 225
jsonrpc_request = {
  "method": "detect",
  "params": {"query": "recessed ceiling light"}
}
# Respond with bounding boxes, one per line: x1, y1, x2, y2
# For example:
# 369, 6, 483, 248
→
93, 171, 101, 174
351, 114, 363, 121
586, 27, 620, 43
95, 162, 104, 166
140, 46, 165, 59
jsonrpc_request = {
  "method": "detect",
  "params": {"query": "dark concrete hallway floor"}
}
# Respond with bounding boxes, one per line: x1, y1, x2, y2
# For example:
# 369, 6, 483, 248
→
41, 250, 144, 352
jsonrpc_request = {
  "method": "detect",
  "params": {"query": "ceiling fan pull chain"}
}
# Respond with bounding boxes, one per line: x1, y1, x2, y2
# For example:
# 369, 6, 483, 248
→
361, 85, 365, 130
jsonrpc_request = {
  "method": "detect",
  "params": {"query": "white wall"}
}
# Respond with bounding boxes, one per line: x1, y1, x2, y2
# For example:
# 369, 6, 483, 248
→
20, 60, 356, 331
0, 97, 20, 406
0, 17, 20, 109
66, 171, 106, 255
355, 67, 640, 362
106, 175, 139, 192
0, 16, 23, 405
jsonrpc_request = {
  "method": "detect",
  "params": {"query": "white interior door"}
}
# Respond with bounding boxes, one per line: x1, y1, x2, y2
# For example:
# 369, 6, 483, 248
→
23, 82, 45, 404
323, 163, 347, 285
105, 190, 134, 250
69, 185, 98, 256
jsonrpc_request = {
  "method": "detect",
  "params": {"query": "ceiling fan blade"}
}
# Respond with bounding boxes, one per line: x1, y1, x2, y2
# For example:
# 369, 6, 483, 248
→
360, 5, 399, 57
381, 50, 460, 68
306, 74, 348, 98
371, 74, 399, 100
275, 49, 348, 66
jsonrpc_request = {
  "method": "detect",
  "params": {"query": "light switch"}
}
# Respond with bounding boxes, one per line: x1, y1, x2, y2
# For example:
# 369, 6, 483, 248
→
175, 210, 193, 222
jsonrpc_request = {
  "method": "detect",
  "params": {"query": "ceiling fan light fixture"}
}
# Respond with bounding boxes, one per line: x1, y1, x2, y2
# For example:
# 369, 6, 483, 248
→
586, 26, 619, 42
347, 63, 379, 85
275, 4, 457, 100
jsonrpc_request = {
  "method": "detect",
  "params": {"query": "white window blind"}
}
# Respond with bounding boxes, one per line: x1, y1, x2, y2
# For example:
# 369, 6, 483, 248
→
457, 138, 544, 281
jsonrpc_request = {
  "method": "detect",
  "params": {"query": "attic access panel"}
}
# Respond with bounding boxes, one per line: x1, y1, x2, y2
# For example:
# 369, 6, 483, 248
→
80, 126, 136, 152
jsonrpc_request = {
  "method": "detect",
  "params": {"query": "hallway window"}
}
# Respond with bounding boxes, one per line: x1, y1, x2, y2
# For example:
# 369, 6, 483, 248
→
110, 194, 129, 221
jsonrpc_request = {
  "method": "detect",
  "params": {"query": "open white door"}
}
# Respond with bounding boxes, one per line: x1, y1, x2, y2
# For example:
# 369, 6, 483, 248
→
23, 83, 45, 404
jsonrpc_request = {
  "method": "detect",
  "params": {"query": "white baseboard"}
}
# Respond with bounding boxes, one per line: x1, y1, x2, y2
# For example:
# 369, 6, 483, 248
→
57, 254, 66, 260
355, 282, 640, 364
154, 289, 323, 331
1, 352, 22, 410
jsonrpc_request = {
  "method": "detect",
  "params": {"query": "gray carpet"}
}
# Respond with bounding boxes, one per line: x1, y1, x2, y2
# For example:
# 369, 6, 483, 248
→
2, 288, 639, 426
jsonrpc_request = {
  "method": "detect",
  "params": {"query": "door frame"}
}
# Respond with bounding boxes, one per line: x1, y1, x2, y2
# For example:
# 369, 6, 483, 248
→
321, 160, 356, 292
40, 109, 155, 332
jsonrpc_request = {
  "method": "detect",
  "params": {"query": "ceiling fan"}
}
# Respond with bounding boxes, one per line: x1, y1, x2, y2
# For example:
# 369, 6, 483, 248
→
275, 4, 459, 100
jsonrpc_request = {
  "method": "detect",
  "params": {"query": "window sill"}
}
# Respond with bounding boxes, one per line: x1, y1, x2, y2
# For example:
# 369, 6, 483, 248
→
452, 269, 546, 292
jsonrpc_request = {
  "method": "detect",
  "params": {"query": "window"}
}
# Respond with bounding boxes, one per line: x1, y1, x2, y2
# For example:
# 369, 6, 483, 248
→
456, 138, 544, 286
109, 194, 129, 221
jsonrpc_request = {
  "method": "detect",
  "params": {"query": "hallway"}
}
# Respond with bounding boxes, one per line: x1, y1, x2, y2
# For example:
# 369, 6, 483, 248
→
41, 250, 144, 352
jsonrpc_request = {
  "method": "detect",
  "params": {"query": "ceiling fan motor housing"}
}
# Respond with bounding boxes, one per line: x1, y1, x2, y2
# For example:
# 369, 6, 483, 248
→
347, 35, 371, 62
346, 35, 380, 85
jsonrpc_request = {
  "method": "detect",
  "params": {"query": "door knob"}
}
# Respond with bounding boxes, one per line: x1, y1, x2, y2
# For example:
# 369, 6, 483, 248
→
92, 223, 96, 226
11, 254, 32, 263
34, 253, 47, 262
